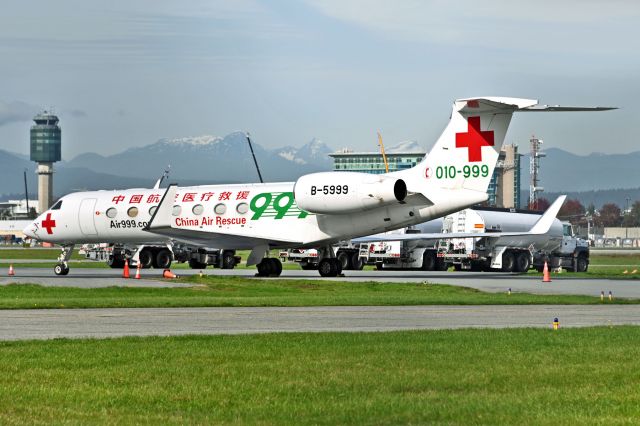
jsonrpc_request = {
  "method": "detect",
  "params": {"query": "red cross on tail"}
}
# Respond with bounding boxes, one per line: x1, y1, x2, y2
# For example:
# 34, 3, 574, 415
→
42, 213, 56, 234
455, 116, 495, 162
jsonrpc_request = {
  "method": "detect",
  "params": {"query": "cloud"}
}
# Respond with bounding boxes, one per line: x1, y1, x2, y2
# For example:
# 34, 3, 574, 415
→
304, 0, 640, 54
66, 109, 87, 118
0, 100, 39, 126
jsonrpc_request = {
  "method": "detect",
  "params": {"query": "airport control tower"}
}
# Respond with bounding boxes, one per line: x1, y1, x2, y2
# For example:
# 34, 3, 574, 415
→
30, 111, 61, 213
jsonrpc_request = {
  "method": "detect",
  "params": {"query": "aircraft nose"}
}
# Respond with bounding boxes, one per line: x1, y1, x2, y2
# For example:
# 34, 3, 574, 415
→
22, 221, 38, 240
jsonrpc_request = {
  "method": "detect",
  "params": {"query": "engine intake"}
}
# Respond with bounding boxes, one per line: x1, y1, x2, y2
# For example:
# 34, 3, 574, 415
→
294, 172, 407, 215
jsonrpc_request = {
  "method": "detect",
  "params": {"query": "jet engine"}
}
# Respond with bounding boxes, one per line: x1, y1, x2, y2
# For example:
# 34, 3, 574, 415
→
294, 172, 407, 214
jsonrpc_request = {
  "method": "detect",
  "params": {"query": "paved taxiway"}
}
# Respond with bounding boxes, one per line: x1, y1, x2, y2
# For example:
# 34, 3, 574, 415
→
0, 305, 638, 341
3, 267, 640, 298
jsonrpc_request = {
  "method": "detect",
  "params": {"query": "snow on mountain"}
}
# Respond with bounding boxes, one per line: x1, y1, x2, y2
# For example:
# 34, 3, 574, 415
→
386, 140, 425, 153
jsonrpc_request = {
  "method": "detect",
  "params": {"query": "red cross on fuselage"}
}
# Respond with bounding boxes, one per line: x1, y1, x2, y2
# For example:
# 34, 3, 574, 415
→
455, 116, 495, 162
42, 213, 56, 234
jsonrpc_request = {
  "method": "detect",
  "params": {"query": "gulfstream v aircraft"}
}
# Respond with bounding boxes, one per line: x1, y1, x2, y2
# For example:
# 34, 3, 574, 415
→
24, 97, 613, 277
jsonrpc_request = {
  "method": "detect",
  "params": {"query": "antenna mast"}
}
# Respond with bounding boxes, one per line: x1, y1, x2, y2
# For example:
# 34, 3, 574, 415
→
245, 132, 264, 183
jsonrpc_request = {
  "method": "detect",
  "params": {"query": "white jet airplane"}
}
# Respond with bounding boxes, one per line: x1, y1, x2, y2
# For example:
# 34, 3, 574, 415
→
23, 97, 613, 277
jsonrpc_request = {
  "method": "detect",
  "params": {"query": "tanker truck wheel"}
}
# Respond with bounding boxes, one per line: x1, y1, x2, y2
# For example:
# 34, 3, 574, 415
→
515, 252, 531, 273
501, 251, 515, 272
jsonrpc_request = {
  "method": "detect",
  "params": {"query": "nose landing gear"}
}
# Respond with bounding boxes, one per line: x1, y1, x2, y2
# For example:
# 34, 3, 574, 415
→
54, 244, 75, 276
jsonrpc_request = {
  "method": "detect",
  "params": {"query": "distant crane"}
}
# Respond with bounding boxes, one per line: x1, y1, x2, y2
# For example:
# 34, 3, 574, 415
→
377, 131, 389, 173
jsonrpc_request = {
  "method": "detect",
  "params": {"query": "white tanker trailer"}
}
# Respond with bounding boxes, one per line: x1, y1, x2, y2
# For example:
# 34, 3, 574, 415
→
361, 205, 589, 273
440, 207, 589, 272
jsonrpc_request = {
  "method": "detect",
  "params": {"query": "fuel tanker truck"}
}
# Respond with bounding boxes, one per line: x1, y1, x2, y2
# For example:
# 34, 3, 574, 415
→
358, 196, 589, 273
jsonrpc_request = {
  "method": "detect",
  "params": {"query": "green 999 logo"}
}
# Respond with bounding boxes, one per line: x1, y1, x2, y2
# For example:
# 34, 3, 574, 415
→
249, 192, 309, 220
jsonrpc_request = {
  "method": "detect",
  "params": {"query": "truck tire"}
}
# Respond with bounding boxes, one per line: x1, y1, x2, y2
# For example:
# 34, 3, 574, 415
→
188, 258, 207, 269
501, 251, 515, 272
435, 258, 448, 271
154, 249, 172, 269
515, 252, 531, 273
222, 252, 236, 269
421, 251, 436, 271
300, 261, 318, 270
351, 252, 365, 270
576, 255, 588, 273
107, 255, 124, 269
337, 251, 352, 270
138, 248, 153, 269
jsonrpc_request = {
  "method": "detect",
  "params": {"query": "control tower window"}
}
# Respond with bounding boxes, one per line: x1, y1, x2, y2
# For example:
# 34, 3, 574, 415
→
51, 200, 62, 210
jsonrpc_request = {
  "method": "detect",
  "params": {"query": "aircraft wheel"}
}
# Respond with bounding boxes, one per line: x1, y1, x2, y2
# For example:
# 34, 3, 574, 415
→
138, 249, 154, 269
256, 258, 282, 277
515, 252, 531, 273
269, 258, 282, 277
501, 251, 515, 272
54, 263, 69, 276
256, 259, 270, 276
155, 249, 172, 269
318, 259, 338, 277
337, 251, 351, 270
351, 252, 364, 270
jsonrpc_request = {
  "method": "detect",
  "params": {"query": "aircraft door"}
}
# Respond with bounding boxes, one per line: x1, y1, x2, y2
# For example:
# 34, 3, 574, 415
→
78, 198, 98, 236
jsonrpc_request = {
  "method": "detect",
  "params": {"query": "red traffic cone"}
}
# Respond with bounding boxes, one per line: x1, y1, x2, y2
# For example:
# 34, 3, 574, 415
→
163, 269, 177, 279
8, 264, 15, 276
134, 262, 141, 279
122, 259, 130, 279
542, 261, 551, 283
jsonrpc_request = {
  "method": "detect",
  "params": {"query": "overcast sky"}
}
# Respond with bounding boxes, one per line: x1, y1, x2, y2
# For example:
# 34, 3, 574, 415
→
0, 0, 637, 159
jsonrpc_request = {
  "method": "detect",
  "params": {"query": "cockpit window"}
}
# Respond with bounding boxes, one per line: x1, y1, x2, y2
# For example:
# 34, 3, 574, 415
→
51, 200, 62, 210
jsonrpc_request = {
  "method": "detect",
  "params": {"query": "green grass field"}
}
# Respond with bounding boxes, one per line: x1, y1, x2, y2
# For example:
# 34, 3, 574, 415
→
0, 327, 638, 424
1, 276, 630, 309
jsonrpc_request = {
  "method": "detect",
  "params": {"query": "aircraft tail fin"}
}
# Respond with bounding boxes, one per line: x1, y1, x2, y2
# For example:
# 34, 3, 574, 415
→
394, 97, 615, 209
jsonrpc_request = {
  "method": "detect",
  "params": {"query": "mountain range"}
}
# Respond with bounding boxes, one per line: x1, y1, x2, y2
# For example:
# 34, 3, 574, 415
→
1, 134, 640, 209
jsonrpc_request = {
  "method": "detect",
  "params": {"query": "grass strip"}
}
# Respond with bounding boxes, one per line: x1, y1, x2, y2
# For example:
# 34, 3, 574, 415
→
0, 276, 636, 309
0, 327, 639, 424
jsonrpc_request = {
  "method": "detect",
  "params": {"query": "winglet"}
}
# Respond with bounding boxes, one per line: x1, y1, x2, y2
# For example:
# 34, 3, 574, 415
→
528, 195, 567, 234
144, 184, 177, 231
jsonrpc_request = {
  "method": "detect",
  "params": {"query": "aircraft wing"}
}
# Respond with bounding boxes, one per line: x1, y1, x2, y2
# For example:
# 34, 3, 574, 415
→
353, 195, 567, 244
143, 184, 303, 248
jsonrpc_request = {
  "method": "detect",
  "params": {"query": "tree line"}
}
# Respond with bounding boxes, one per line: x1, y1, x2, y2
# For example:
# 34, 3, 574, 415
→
529, 198, 640, 227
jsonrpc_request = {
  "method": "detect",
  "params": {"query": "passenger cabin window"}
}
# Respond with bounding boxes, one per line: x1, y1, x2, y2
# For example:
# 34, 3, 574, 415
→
51, 200, 62, 210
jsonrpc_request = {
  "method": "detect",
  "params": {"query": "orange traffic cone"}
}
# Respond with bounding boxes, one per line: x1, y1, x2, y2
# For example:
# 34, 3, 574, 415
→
134, 262, 141, 279
122, 259, 130, 279
8, 264, 15, 276
163, 269, 177, 279
542, 261, 551, 282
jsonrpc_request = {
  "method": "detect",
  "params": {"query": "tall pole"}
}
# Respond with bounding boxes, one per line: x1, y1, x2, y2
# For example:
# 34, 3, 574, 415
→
245, 132, 264, 183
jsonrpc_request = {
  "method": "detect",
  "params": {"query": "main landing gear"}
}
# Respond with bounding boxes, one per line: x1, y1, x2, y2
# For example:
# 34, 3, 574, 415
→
316, 246, 343, 278
256, 257, 283, 277
54, 244, 75, 276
